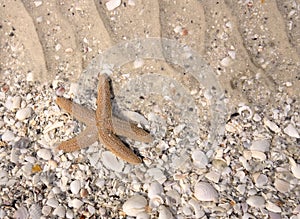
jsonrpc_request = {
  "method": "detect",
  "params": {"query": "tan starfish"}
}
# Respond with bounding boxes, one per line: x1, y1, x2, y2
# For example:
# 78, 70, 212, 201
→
55, 74, 153, 164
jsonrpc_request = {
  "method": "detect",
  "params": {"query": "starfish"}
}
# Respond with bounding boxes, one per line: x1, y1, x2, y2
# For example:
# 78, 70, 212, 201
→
55, 73, 153, 164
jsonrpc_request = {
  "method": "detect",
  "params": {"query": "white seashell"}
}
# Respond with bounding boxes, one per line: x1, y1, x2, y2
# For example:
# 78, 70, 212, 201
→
148, 181, 163, 199
37, 149, 52, 160
5, 96, 13, 110
66, 209, 74, 218
158, 206, 174, 219
283, 124, 300, 138
251, 150, 266, 161
133, 58, 144, 69
236, 184, 246, 194
70, 180, 81, 195
274, 178, 290, 193
13, 206, 28, 219
205, 171, 220, 183
250, 139, 270, 152
246, 195, 265, 208
173, 124, 185, 135
106, 0, 121, 11
263, 118, 281, 133
188, 199, 205, 218
253, 113, 262, 122
289, 157, 300, 179
42, 206, 51, 216
266, 201, 281, 213
101, 151, 124, 172
225, 120, 242, 133
69, 199, 84, 209
123, 195, 147, 217
194, 182, 218, 202
136, 212, 150, 219
10, 148, 20, 163
0, 169, 8, 185
121, 110, 149, 126
2, 130, 15, 142
29, 204, 41, 219
46, 198, 59, 208
147, 168, 167, 184
149, 195, 164, 208
16, 107, 32, 121
238, 105, 253, 119
128, 0, 136, 6
43, 121, 64, 133
12, 96, 22, 109
220, 56, 232, 67
191, 150, 208, 169
53, 206, 65, 217
253, 173, 268, 188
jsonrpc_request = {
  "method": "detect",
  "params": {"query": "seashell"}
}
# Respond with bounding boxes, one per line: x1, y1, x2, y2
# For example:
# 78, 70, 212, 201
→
106, 0, 121, 11
147, 168, 167, 184
205, 171, 220, 183
13, 206, 28, 219
42, 206, 51, 216
121, 110, 149, 126
136, 212, 150, 219
5, 96, 13, 110
101, 151, 124, 172
289, 157, 300, 179
225, 120, 242, 133
158, 205, 174, 219
246, 195, 265, 208
37, 149, 52, 160
268, 212, 281, 219
274, 178, 290, 193
194, 182, 218, 202
122, 195, 147, 217
266, 201, 281, 213
250, 139, 270, 152
66, 210, 74, 218
173, 124, 185, 135
2, 130, 15, 142
220, 56, 232, 67
149, 195, 164, 208
283, 124, 300, 138
253, 173, 268, 188
188, 199, 205, 218
12, 96, 22, 109
251, 150, 266, 161
29, 204, 41, 219
16, 107, 32, 121
238, 105, 253, 119
69, 198, 84, 209
191, 150, 208, 169
46, 198, 59, 208
253, 113, 262, 122
263, 118, 281, 133
53, 206, 65, 217
133, 58, 144, 69
148, 181, 163, 199
236, 184, 246, 194
70, 180, 81, 195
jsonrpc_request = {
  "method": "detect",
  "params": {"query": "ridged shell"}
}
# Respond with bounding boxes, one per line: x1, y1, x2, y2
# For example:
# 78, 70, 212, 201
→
246, 195, 265, 208
194, 182, 218, 202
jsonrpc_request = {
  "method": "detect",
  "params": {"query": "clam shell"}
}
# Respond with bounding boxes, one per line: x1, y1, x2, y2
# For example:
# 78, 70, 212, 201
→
148, 181, 163, 199
123, 195, 147, 217
53, 206, 65, 217
70, 180, 81, 195
158, 206, 174, 219
16, 107, 32, 121
194, 182, 218, 202
274, 178, 290, 193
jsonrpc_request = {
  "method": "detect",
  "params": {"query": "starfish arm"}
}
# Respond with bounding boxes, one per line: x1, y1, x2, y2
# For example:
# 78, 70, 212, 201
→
56, 127, 98, 152
96, 74, 114, 130
112, 117, 153, 143
56, 97, 96, 125
98, 129, 142, 164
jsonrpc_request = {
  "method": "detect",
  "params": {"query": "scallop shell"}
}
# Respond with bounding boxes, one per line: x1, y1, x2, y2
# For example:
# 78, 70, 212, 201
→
16, 107, 32, 121
29, 204, 41, 219
246, 195, 265, 208
194, 182, 218, 202
13, 206, 28, 219
70, 180, 81, 195
123, 195, 147, 217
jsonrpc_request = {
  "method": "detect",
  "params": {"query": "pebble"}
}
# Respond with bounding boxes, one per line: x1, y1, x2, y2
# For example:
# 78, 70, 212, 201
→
2, 130, 15, 142
70, 180, 81, 195
246, 195, 265, 208
123, 195, 147, 217
16, 107, 32, 121
106, 0, 121, 11
37, 149, 52, 160
101, 151, 124, 172
283, 124, 300, 138
194, 182, 218, 202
